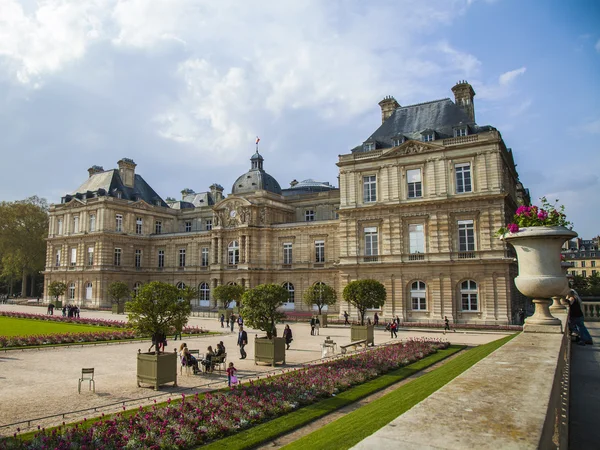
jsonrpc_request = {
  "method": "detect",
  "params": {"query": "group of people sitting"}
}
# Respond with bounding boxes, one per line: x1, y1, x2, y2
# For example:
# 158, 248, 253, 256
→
179, 341, 227, 374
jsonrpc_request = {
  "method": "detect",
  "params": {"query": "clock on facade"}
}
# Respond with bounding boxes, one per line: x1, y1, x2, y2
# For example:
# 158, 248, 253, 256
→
230, 209, 237, 218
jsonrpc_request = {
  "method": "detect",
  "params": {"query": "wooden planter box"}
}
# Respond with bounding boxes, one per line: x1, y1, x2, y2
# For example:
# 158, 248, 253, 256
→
315, 314, 328, 328
351, 324, 375, 346
254, 336, 286, 366
112, 303, 125, 314
137, 350, 178, 390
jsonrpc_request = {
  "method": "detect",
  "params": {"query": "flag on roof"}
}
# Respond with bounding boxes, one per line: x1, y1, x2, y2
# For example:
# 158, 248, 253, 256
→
256, 136, 260, 145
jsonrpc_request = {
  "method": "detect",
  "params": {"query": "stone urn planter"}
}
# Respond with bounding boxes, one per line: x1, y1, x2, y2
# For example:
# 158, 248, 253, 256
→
503, 226, 577, 333
112, 302, 125, 314
137, 349, 178, 390
254, 336, 286, 366
350, 324, 374, 346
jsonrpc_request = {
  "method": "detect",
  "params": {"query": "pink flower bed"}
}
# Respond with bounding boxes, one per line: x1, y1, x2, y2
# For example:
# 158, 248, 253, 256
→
2, 339, 448, 449
0, 311, 129, 328
0, 330, 141, 348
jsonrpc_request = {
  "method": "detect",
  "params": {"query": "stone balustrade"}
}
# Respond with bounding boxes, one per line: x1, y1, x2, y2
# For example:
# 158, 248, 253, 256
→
582, 301, 600, 321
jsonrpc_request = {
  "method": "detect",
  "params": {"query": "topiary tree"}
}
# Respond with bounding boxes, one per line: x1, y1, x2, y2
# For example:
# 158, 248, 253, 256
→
213, 284, 245, 309
47, 281, 67, 303
241, 283, 287, 339
303, 282, 337, 314
343, 279, 386, 325
108, 281, 130, 306
126, 281, 191, 351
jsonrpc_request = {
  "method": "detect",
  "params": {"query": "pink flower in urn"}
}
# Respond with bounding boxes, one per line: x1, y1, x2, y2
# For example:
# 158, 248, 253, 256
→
507, 223, 520, 233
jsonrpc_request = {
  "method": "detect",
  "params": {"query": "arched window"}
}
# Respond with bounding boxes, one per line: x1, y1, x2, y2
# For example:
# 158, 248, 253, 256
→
199, 282, 210, 307
228, 241, 239, 265
69, 282, 76, 300
133, 282, 142, 298
176, 281, 186, 301
85, 282, 92, 300
411, 281, 427, 310
283, 282, 295, 303
460, 280, 478, 311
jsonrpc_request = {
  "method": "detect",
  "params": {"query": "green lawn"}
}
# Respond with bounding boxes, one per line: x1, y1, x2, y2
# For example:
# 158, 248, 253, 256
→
0, 317, 114, 336
283, 333, 517, 450
202, 345, 464, 450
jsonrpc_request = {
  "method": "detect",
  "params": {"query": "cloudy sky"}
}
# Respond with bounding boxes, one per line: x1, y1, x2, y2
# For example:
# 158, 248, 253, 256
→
1, 0, 599, 237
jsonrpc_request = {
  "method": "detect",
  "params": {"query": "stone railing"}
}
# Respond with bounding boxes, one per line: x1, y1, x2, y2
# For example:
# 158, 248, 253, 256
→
582, 301, 600, 321
442, 135, 479, 146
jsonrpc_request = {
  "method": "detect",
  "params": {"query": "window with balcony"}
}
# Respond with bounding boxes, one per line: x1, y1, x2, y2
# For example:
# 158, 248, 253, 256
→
179, 249, 186, 267
364, 227, 378, 259
158, 250, 165, 268
136, 217, 143, 235
228, 241, 239, 265
409, 224, 425, 254
57, 218, 63, 235
411, 281, 427, 310
315, 240, 325, 263
135, 249, 142, 268
185, 221, 192, 232
455, 163, 472, 193
461, 280, 478, 311
155, 221, 162, 234
363, 175, 377, 203
114, 248, 122, 266
407, 169, 422, 198
201, 247, 209, 267
73, 216, 79, 233
70, 248, 77, 266
305, 210, 315, 222
89, 214, 96, 232
55, 249, 61, 267
115, 214, 123, 232
458, 220, 475, 252
283, 243, 293, 265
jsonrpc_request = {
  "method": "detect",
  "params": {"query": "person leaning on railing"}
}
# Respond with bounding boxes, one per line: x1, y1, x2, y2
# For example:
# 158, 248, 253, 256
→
568, 290, 594, 346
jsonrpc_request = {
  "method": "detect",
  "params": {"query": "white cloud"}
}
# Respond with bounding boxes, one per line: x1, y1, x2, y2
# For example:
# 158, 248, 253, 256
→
499, 67, 526, 86
575, 118, 600, 134
595, 39, 600, 53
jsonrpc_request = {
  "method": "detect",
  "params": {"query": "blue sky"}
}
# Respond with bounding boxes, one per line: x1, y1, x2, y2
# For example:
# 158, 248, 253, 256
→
0, 0, 598, 237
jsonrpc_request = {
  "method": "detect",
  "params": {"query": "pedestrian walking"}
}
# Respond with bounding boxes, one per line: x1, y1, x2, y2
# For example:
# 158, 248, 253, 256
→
314, 316, 320, 335
230, 314, 235, 332
283, 324, 293, 350
310, 316, 316, 335
374, 312, 379, 326
390, 321, 398, 338
237, 325, 248, 359
220, 313, 225, 328
227, 362, 238, 387
343, 311, 350, 325
443, 316, 454, 334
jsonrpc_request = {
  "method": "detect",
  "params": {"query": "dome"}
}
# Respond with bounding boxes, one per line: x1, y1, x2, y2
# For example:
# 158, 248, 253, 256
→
232, 150, 282, 195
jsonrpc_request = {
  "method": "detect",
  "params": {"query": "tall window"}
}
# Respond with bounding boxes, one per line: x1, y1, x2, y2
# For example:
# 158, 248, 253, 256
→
363, 175, 377, 203
315, 240, 325, 263
185, 221, 192, 232
407, 169, 422, 198
455, 163, 472, 193
55, 249, 61, 267
283, 243, 293, 265
228, 241, 239, 265
582, 270, 587, 277
155, 221, 162, 234
87, 246, 94, 266
592, 261, 596, 268
70, 248, 77, 266
158, 250, 165, 268
136, 217, 143, 235
135, 249, 142, 268
176, 282, 186, 301
461, 280, 478, 311
409, 224, 425, 253
283, 282, 295, 303
57, 218, 63, 235
85, 282, 92, 300
179, 249, 186, 267
199, 282, 210, 305
115, 214, 123, 232
73, 216, 79, 233
581, 261, 586, 267
305, 210, 315, 222
458, 220, 475, 252
201, 247, 209, 267
364, 227, 378, 256
411, 281, 427, 310
206, 219, 212, 231
69, 282, 75, 300
114, 248, 121, 266
89, 214, 96, 232
133, 282, 141, 298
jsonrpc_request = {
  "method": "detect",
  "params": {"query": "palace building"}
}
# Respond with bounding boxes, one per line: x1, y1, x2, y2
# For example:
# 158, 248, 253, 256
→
43, 81, 529, 324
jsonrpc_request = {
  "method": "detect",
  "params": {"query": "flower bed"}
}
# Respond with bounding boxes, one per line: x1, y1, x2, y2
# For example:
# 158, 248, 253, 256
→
0, 311, 129, 328
3, 339, 448, 449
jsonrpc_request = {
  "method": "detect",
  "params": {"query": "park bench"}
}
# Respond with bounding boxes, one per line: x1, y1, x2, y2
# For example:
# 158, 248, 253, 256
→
340, 339, 367, 355
211, 353, 227, 373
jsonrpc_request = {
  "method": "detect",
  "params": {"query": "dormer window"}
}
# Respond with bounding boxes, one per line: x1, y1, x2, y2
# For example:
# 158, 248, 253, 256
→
422, 132, 435, 142
453, 126, 468, 137
392, 136, 406, 147
115, 191, 122, 199
363, 142, 375, 151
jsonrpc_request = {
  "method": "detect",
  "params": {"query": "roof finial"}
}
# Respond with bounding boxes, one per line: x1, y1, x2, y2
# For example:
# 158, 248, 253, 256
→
255, 136, 260, 152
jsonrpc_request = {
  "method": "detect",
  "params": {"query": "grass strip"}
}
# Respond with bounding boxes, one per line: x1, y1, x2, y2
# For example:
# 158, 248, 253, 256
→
284, 333, 517, 450
201, 345, 464, 450
0, 316, 115, 336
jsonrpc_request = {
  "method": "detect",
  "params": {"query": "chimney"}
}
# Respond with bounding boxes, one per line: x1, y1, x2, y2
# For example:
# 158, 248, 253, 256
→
210, 183, 224, 203
451, 80, 476, 122
87, 165, 104, 178
181, 188, 194, 200
378, 96, 400, 124
117, 158, 136, 188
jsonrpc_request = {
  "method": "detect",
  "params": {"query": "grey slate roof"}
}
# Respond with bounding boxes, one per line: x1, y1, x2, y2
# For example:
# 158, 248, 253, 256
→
282, 179, 338, 196
352, 98, 492, 153
232, 151, 282, 195
63, 170, 168, 207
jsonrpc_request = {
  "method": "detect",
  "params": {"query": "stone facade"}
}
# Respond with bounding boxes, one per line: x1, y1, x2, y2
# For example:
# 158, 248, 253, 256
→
43, 81, 528, 324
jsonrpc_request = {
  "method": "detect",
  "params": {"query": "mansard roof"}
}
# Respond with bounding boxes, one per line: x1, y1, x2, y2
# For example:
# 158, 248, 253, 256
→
63, 169, 167, 206
352, 98, 493, 153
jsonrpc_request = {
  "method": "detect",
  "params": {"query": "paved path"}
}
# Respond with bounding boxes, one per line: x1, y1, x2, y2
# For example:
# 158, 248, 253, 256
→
569, 321, 600, 449
0, 305, 510, 437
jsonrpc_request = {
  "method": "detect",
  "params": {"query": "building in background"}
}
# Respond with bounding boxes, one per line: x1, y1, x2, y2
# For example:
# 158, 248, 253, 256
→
43, 81, 529, 324
562, 237, 600, 278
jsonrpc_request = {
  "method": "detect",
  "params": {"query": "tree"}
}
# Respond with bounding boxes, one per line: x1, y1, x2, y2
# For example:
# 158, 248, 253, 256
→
0, 197, 48, 297
571, 274, 589, 296
343, 279, 386, 325
241, 284, 287, 339
47, 281, 67, 303
126, 281, 192, 343
108, 281, 130, 305
173, 285, 198, 333
303, 282, 337, 314
213, 284, 245, 309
